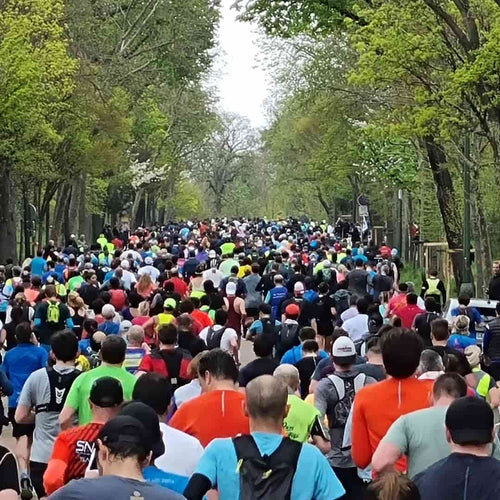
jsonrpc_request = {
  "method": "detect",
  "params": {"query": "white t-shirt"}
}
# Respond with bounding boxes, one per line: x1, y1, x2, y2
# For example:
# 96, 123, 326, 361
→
174, 379, 201, 408
202, 268, 224, 288
199, 324, 238, 353
121, 269, 137, 290
156, 423, 204, 477
343, 313, 369, 342
138, 265, 160, 283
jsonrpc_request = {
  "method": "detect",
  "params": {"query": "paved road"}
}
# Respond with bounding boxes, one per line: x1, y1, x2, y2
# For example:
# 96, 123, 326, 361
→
0, 340, 256, 452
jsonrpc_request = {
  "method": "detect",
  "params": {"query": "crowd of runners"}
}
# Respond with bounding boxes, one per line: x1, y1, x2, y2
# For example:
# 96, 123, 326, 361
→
0, 218, 499, 499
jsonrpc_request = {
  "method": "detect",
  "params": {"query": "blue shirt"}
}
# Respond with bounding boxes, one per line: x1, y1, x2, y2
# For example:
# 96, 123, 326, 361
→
451, 307, 483, 337
248, 319, 281, 335
281, 346, 329, 365
78, 339, 92, 356
100, 321, 120, 335
143, 466, 188, 496
447, 334, 476, 352
31, 257, 46, 277
195, 432, 345, 500
2, 344, 48, 407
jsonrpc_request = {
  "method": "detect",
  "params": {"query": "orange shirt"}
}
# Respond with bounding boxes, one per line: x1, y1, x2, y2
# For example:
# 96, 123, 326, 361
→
352, 377, 431, 471
170, 389, 249, 447
191, 309, 213, 330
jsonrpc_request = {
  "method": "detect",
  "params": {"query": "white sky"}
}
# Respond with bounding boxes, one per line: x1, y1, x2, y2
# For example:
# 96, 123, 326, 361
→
212, 0, 270, 128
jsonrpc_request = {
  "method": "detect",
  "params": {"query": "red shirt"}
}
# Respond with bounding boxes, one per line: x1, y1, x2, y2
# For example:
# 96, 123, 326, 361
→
397, 304, 425, 329
111, 238, 123, 249
138, 348, 192, 380
170, 390, 250, 447
109, 289, 127, 311
166, 277, 188, 298
191, 309, 213, 330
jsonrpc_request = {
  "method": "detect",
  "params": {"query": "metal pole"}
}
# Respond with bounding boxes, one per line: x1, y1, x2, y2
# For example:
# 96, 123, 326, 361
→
461, 133, 474, 297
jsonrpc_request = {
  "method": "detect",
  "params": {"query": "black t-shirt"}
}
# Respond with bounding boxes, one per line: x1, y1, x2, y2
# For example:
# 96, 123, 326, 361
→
239, 358, 280, 387
34, 301, 71, 345
2, 322, 17, 350
414, 313, 439, 346
314, 295, 335, 336
295, 356, 320, 398
372, 274, 393, 296
357, 363, 386, 381
430, 345, 472, 376
178, 332, 206, 357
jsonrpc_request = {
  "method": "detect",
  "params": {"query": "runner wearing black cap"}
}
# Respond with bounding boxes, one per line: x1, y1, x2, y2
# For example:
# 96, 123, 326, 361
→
414, 397, 500, 499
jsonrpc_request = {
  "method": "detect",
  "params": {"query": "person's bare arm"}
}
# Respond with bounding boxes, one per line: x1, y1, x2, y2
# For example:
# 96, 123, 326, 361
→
312, 435, 331, 454
371, 441, 402, 474
59, 406, 76, 431
15, 404, 35, 424
230, 335, 239, 365
135, 370, 147, 378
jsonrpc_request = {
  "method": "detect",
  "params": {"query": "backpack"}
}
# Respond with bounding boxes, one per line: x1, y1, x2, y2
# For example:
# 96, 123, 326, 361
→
425, 278, 442, 299
233, 435, 301, 500
46, 301, 60, 324
35, 368, 80, 414
155, 349, 189, 391
327, 373, 366, 435
206, 326, 226, 350
279, 323, 300, 352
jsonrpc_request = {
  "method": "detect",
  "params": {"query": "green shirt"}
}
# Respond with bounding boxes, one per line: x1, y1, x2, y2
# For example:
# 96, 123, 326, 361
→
220, 242, 235, 256
65, 365, 136, 425
283, 394, 322, 443
67, 275, 84, 292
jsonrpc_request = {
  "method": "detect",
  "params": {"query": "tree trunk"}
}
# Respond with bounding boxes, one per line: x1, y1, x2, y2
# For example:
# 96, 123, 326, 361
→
68, 180, 81, 237
51, 183, 71, 245
130, 188, 144, 229
78, 172, 90, 239
0, 162, 18, 263
424, 137, 464, 288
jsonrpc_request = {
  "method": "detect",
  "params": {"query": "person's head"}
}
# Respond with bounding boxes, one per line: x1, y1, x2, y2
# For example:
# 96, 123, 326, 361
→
90, 331, 106, 353
225, 282, 237, 296
176, 314, 193, 334
458, 295, 471, 307
44, 284, 57, 299
197, 349, 238, 391
102, 304, 116, 321
284, 303, 300, 320
273, 364, 300, 393
109, 277, 121, 290
245, 375, 288, 426
331, 336, 357, 370
251, 263, 260, 274
158, 324, 178, 347
493, 261, 500, 276
100, 335, 127, 365
31, 276, 42, 289
380, 328, 423, 379
365, 338, 383, 363
424, 297, 438, 313
133, 373, 172, 418
15, 322, 32, 344
430, 319, 450, 343
455, 315, 470, 336
188, 351, 205, 378
259, 303, 272, 317
253, 334, 274, 358
273, 274, 283, 285
179, 299, 194, 314
127, 325, 145, 347
445, 397, 494, 449
10, 305, 25, 325
89, 377, 124, 420
406, 293, 418, 306
301, 339, 318, 356
299, 326, 316, 342
398, 283, 408, 294
464, 344, 482, 369
137, 273, 152, 292
432, 373, 467, 405
355, 258, 364, 268
50, 330, 78, 363
417, 349, 444, 376
294, 281, 305, 297
364, 471, 420, 500
357, 297, 369, 314
214, 308, 228, 326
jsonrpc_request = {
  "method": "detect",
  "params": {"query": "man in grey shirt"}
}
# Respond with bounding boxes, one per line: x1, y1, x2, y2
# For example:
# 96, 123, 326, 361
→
346, 259, 369, 298
16, 330, 80, 498
315, 336, 375, 499
243, 263, 262, 318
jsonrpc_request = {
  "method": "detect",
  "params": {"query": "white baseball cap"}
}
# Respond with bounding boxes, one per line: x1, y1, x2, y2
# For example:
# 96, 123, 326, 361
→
120, 260, 130, 270
208, 250, 216, 259
332, 336, 356, 365
144, 257, 153, 265
294, 282, 305, 294
226, 282, 237, 296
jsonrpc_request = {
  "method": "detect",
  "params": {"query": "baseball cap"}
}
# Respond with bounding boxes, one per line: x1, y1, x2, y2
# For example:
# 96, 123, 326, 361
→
98, 415, 148, 451
208, 250, 216, 259
332, 336, 356, 365
120, 320, 132, 335
102, 304, 115, 319
120, 259, 130, 269
285, 303, 300, 317
226, 282, 237, 296
90, 377, 124, 408
163, 298, 177, 310
119, 402, 165, 459
294, 282, 305, 294
144, 256, 153, 265
446, 397, 493, 445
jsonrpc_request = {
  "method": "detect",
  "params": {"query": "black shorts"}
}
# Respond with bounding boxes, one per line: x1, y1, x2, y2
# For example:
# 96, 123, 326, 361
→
8, 408, 35, 439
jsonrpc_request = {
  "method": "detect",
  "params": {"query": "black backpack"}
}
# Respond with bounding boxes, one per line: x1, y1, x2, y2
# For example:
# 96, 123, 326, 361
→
233, 435, 301, 500
154, 349, 190, 391
35, 367, 80, 414
279, 323, 300, 352
206, 326, 226, 350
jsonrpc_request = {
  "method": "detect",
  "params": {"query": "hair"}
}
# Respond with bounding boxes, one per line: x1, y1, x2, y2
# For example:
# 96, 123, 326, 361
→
366, 337, 381, 355
431, 319, 450, 341
127, 325, 145, 345
246, 375, 288, 421
10, 305, 25, 325
318, 282, 329, 294
433, 373, 467, 400
302, 339, 319, 353
214, 308, 228, 326
455, 315, 470, 334
138, 301, 150, 316
136, 274, 153, 295
100, 335, 127, 364
458, 295, 471, 306
424, 297, 438, 312
299, 326, 316, 342
332, 327, 348, 343
179, 299, 194, 314
357, 298, 369, 314
418, 349, 444, 374
251, 263, 260, 274
253, 334, 274, 358
109, 277, 121, 289
133, 373, 172, 416
259, 303, 272, 315
15, 322, 32, 343
188, 351, 206, 378
158, 324, 178, 345
406, 293, 418, 305
45, 284, 57, 299
197, 349, 238, 383
31, 276, 42, 288
51, 330, 78, 362
398, 283, 408, 293
381, 328, 423, 379
176, 314, 193, 333
364, 471, 420, 500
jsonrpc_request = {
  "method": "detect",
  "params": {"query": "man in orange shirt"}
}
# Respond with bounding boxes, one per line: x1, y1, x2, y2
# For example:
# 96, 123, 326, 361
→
386, 283, 408, 318
170, 350, 249, 447
351, 328, 430, 471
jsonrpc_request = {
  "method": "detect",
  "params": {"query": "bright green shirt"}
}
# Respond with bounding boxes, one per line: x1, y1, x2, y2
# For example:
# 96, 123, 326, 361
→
220, 242, 235, 256
65, 364, 136, 425
67, 275, 84, 292
283, 394, 322, 443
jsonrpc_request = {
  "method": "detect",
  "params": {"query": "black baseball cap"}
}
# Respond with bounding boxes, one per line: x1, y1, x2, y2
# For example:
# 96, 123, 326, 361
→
119, 402, 165, 459
89, 377, 124, 408
446, 397, 494, 445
